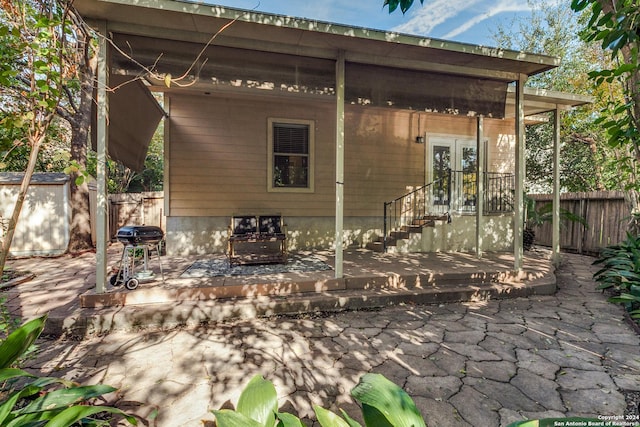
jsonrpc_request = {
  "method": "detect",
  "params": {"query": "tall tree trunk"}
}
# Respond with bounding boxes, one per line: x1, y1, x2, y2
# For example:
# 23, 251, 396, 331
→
67, 34, 98, 254
67, 125, 93, 253
0, 130, 49, 273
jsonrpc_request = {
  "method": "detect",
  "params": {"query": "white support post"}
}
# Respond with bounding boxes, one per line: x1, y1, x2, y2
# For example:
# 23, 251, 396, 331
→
163, 96, 171, 235
335, 51, 345, 279
95, 22, 109, 293
552, 106, 561, 267
476, 115, 484, 258
514, 74, 527, 271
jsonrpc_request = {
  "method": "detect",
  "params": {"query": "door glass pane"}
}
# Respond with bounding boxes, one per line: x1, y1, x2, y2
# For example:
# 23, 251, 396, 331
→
432, 146, 450, 206
460, 146, 477, 210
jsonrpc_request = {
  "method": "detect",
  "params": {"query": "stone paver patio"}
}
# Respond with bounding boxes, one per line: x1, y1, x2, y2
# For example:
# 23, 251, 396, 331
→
18, 252, 640, 426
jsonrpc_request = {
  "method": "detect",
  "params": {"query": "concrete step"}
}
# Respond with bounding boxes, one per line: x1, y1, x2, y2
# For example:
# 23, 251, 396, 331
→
365, 241, 385, 252
62, 268, 556, 337
411, 219, 435, 227
390, 230, 410, 240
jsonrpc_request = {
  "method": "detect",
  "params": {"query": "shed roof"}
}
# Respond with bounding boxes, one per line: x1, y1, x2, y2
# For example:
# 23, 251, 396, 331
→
0, 172, 70, 185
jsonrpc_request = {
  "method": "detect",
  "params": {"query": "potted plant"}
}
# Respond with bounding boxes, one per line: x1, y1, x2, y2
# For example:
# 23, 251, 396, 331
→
523, 195, 587, 251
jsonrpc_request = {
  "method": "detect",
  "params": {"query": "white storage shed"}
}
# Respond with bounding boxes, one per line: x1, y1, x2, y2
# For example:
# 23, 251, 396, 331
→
0, 172, 71, 257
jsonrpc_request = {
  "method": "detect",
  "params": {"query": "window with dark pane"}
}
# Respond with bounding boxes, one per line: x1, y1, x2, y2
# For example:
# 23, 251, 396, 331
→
273, 123, 310, 188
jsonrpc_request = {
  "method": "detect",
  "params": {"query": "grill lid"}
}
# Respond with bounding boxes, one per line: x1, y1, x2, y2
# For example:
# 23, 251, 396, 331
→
116, 225, 164, 244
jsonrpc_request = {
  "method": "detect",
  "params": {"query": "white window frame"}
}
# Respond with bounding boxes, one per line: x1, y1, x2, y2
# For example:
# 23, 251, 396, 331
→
267, 118, 315, 193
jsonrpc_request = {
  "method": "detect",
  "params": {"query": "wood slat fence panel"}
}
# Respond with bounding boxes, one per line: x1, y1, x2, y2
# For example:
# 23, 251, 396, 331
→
89, 191, 165, 243
530, 191, 631, 255
108, 191, 165, 240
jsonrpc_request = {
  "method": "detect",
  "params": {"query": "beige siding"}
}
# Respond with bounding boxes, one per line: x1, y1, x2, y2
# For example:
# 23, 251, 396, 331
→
423, 114, 477, 137
344, 107, 425, 216
485, 119, 516, 173
168, 93, 335, 217
167, 93, 516, 219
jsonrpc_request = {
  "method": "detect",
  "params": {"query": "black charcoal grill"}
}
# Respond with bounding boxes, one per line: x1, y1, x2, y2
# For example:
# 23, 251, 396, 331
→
116, 225, 164, 245
112, 226, 164, 290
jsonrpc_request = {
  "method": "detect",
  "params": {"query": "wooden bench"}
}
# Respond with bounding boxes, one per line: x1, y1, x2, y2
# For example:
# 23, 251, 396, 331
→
227, 215, 287, 266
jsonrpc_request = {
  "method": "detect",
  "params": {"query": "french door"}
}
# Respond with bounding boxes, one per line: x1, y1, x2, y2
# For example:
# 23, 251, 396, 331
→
427, 137, 478, 213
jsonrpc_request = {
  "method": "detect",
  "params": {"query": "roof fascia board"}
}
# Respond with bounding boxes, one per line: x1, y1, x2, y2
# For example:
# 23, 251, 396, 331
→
525, 87, 593, 106
345, 52, 519, 81
99, 20, 521, 82
507, 86, 593, 108
100, 20, 337, 59
85, 0, 559, 73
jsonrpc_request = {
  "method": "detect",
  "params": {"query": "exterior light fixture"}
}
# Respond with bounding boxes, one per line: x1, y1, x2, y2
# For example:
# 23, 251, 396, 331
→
415, 136, 425, 144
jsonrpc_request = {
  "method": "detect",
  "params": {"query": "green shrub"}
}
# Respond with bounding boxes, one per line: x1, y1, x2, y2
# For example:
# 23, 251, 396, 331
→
523, 195, 588, 251
0, 296, 20, 341
212, 373, 427, 427
593, 233, 640, 292
0, 315, 137, 426
593, 233, 640, 325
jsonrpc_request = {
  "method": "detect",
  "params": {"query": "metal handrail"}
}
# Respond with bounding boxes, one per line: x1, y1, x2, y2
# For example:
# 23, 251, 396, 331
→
382, 171, 514, 252
484, 172, 515, 213
383, 175, 449, 252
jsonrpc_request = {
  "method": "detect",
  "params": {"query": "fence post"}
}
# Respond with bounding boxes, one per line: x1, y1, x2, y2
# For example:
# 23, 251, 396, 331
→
578, 198, 586, 254
383, 202, 388, 253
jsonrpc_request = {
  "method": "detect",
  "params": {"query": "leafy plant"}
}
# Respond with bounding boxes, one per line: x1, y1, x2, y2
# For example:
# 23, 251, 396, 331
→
212, 372, 427, 427
593, 233, 640, 292
0, 315, 137, 426
0, 297, 20, 341
608, 286, 640, 321
383, 0, 424, 14
523, 195, 588, 250
593, 234, 640, 326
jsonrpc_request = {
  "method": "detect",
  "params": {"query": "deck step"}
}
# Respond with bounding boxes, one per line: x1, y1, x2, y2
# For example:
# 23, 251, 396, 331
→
411, 219, 435, 227
423, 214, 450, 222
390, 230, 410, 240
372, 213, 449, 253
365, 241, 384, 252
72, 267, 556, 336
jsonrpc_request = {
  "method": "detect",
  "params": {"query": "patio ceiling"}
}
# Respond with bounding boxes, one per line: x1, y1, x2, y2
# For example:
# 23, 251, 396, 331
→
74, 0, 591, 170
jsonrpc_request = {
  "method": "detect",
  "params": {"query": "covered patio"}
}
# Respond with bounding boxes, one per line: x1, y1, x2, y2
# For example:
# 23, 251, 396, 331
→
72, 0, 590, 296
77, 247, 555, 325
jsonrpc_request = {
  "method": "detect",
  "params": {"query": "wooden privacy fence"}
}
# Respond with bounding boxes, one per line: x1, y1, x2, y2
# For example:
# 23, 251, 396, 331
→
89, 190, 165, 243
109, 192, 165, 240
529, 191, 631, 255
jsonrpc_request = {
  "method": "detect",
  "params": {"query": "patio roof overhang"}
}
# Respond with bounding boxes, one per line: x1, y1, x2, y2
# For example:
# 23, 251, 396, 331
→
506, 87, 593, 118
74, 0, 559, 80
73, 0, 586, 171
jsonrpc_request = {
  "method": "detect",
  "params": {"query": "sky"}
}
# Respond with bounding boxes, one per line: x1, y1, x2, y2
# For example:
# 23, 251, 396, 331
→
198, 0, 544, 47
